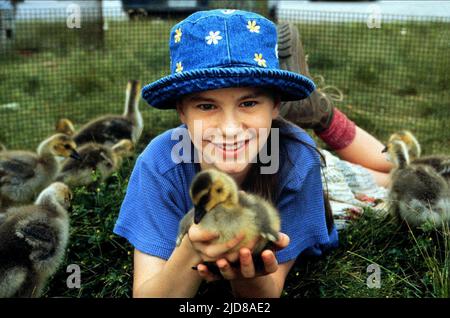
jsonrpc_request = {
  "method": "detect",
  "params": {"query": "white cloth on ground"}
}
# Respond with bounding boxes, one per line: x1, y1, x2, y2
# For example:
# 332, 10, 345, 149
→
320, 149, 389, 231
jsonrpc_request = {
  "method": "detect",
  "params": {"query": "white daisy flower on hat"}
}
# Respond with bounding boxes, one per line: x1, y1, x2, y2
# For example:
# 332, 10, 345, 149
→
222, 9, 236, 14
205, 31, 223, 45
247, 21, 260, 33
174, 28, 182, 43
254, 53, 267, 67
175, 62, 183, 73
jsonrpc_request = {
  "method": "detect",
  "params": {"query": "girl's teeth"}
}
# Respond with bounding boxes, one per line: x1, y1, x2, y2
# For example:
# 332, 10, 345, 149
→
217, 141, 245, 151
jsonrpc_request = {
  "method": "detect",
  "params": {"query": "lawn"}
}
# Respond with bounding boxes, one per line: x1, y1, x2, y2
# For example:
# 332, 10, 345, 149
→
0, 16, 449, 298
1, 18, 449, 153
42, 155, 450, 298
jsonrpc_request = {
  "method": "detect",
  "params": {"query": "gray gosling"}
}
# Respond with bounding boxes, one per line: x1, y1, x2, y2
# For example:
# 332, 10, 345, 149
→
385, 130, 450, 183
56, 80, 143, 147
56, 139, 134, 188
0, 182, 72, 297
0, 134, 80, 208
384, 138, 450, 229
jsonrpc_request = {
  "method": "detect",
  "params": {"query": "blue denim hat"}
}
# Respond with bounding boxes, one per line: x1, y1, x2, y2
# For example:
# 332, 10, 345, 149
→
142, 9, 316, 109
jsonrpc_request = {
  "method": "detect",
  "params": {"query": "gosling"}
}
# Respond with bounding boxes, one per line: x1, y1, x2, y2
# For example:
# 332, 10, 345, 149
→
385, 139, 450, 229
385, 130, 421, 161
56, 139, 134, 188
0, 182, 71, 297
386, 130, 450, 181
0, 134, 80, 208
56, 80, 143, 147
176, 169, 281, 258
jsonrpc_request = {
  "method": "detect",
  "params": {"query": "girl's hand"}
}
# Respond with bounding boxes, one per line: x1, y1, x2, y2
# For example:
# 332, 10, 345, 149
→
188, 224, 246, 262
196, 232, 290, 282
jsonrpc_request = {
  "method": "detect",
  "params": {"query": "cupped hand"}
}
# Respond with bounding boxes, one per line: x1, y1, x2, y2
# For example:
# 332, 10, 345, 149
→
196, 232, 290, 282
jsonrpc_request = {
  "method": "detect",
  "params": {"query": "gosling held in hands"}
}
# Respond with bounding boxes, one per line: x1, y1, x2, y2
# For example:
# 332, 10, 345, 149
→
176, 169, 281, 256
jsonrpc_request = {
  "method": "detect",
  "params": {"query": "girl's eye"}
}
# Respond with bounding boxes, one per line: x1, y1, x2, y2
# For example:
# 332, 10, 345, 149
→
240, 101, 257, 108
197, 104, 216, 111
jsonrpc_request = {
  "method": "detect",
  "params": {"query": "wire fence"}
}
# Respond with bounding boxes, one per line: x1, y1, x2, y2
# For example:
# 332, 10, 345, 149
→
1, 6, 449, 154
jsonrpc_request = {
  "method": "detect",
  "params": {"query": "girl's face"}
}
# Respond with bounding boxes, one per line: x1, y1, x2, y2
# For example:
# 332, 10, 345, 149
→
177, 87, 280, 182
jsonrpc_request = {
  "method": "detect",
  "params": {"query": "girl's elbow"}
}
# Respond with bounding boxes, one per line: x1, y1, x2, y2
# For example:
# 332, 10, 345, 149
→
132, 285, 145, 298
133, 280, 158, 298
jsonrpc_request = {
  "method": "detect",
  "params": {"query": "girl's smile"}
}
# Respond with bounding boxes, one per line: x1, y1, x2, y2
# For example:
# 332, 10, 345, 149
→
208, 136, 253, 162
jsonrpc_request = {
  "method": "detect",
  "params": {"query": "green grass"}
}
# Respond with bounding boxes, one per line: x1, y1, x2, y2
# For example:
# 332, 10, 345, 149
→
1, 19, 449, 153
299, 20, 450, 154
41, 159, 450, 298
0, 19, 181, 150
42, 159, 136, 298
284, 210, 450, 298
1, 17, 450, 298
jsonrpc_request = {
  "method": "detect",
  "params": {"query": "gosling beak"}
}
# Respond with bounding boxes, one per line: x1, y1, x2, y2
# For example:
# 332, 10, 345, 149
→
70, 150, 82, 161
194, 205, 207, 224
381, 145, 388, 153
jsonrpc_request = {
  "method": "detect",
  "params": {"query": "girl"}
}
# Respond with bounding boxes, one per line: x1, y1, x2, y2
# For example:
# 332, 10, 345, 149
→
114, 9, 353, 298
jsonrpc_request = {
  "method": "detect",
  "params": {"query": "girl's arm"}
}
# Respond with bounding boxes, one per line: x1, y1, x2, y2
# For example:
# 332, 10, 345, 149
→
334, 125, 392, 173
334, 126, 392, 187
316, 109, 392, 186
133, 236, 203, 298
133, 228, 246, 297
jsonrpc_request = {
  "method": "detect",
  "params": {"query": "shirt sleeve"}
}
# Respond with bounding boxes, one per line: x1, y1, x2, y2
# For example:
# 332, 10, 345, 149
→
275, 161, 337, 263
113, 155, 184, 260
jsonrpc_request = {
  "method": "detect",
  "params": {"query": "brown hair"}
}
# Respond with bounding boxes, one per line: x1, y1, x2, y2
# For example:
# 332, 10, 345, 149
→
240, 117, 312, 201
240, 116, 334, 233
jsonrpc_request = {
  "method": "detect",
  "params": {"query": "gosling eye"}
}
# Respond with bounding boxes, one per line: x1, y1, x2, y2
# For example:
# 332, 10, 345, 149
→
64, 144, 72, 150
216, 188, 223, 193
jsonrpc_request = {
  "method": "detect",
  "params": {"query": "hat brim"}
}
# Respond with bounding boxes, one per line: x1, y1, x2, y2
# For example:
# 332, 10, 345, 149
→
141, 67, 316, 109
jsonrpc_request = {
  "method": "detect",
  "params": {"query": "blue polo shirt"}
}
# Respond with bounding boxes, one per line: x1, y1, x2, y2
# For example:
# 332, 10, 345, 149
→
113, 123, 338, 263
